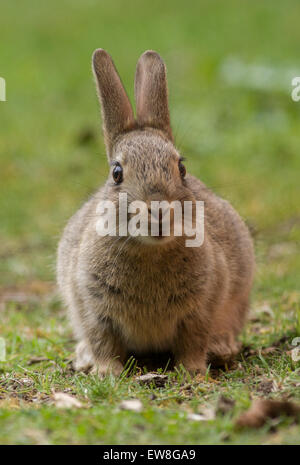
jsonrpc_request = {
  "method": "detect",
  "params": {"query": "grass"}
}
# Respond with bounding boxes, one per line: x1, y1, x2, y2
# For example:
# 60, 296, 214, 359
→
0, 0, 300, 445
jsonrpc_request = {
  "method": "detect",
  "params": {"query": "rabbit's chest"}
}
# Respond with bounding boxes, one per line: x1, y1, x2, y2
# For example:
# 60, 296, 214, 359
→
97, 261, 197, 349
89, 246, 203, 348
102, 258, 190, 312
105, 269, 187, 316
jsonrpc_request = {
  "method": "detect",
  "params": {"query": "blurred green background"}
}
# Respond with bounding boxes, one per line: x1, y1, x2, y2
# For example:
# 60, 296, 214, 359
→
1, 0, 300, 291
0, 0, 300, 446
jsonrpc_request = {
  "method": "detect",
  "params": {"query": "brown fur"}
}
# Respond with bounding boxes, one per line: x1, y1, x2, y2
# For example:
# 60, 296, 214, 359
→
57, 49, 255, 376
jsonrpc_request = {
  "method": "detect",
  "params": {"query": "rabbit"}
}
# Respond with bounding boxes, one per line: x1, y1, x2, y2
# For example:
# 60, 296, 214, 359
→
57, 49, 255, 377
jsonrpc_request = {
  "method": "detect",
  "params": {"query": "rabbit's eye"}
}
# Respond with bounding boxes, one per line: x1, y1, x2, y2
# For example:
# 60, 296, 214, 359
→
112, 164, 123, 184
178, 160, 186, 178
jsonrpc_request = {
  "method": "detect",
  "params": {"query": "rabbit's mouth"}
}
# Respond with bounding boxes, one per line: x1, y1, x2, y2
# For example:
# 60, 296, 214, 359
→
96, 193, 201, 247
139, 234, 174, 245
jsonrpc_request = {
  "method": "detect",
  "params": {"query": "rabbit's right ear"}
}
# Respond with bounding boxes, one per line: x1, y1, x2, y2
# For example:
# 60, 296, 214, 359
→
92, 49, 135, 158
134, 51, 173, 142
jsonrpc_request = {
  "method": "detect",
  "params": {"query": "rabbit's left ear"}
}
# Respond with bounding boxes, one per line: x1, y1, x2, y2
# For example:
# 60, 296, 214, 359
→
92, 49, 135, 158
134, 51, 173, 142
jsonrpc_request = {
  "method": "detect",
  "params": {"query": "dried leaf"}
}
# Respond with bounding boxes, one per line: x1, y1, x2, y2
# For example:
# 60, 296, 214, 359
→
187, 408, 215, 422
187, 413, 207, 421
135, 373, 168, 387
120, 399, 143, 412
236, 399, 300, 428
53, 392, 83, 409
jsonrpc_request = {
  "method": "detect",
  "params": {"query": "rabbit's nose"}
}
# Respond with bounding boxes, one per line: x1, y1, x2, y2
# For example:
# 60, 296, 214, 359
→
148, 208, 164, 238
148, 207, 163, 223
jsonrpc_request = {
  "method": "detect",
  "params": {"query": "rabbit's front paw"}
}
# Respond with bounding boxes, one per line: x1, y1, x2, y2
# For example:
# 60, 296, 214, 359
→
74, 340, 94, 373
91, 359, 124, 378
176, 356, 207, 377
208, 334, 242, 367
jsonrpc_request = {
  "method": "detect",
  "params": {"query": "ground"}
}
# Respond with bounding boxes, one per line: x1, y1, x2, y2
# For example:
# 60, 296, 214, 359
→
0, 0, 300, 445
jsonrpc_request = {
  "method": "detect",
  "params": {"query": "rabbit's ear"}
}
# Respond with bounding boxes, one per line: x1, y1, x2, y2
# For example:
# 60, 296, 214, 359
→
92, 49, 135, 157
134, 51, 173, 142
